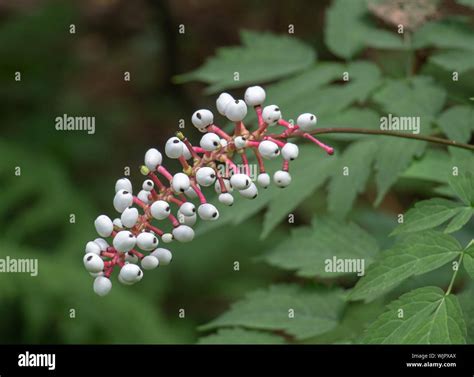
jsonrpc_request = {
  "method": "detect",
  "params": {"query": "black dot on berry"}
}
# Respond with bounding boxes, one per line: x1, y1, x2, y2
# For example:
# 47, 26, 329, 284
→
275, 149, 279, 154
213, 142, 218, 146
153, 238, 157, 244
137, 270, 142, 276
129, 234, 134, 238
310, 116, 314, 120
87, 256, 93, 261
173, 139, 179, 143
275, 108, 279, 112
123, 191, 129, 195
245, 180, 249, 186
234, 100, 239, 104
180, 189, 185, 192
196, 112, 202, 119
252, 194, 258, 199
147, 181, 152, 186
211, 174, 215, 178
212, 212, 217, 218
166, 206, 170, 211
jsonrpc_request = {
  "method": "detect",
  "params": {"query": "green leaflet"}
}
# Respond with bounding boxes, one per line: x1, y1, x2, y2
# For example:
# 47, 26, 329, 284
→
413, 18, 474, 51
362, 287, 466, 344
262, 217, 379, 278
449, 172, 474, 206
391, 198, 464, 235
463, 242, 474, 279
198, 328, 285, 344
430, 50, 474, 74
328, 139, 378, 218
437, 105, 474, 143
350, 231, 462, 302
325, 0, 405, 60
199, 284, 345, 340
175, 30, 315, 93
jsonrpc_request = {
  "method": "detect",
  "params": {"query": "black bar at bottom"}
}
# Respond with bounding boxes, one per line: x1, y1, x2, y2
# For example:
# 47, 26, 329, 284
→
0, 344, 472, 377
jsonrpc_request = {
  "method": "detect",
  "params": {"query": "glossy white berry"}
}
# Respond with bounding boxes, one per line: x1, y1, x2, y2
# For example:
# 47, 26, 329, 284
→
89, 271, 104, 278
144, 148, 162, 170
179, 202, 196, 216
136, 232, 159, 251
216, 92, 234, 116
119, 263, 143, 284
171, 173, 191, 193
151, 248, 172, 265
230, 173, 251, 190
281, 143, 299, 160
162, 233, 173, 243
125, 251, 139, 263
273, 170, 292, 188
112, 230, 136, 253
83, 253, 104, 273
141, 255, 159, 270
182, 145, 192, 159
113, 189, 133, 213
234, 136, 246, 149
200, 133, 221, 152
172, 225, 195, 242
257, 173, 271, 188
225, 99, 247, 122
239, 182, 258, 199
192, 109, 213, 129
196, 167, 217, 186
137, 189, 151, 204
165, 137, 184, 159
178, 210, 197, 226
94, 238, 109, 252
112, 218, 123, 228
297, 113, 317, 131
258, 140, 280, 159
115, 178, 132, 193
244, 86, 266, 107
150, 200, 170, 220
93, 276, 112, 296
142, 179, 154, 191
215, 178, 233, 193
219, 192, 234, 206
262, 105, 281, 124
118, 274, 134, 285
184, 185, 199, 199
198, 203, 219, 221
85, 241, 101, 255
220, 138, 228, 148
94, 215, 113, 237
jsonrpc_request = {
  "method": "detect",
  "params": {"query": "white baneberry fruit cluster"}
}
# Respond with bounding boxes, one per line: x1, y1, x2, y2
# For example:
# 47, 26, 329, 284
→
84, 85, 334, 295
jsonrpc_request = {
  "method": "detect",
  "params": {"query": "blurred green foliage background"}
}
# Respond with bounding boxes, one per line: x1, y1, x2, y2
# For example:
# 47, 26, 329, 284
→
0, 0, 473, 344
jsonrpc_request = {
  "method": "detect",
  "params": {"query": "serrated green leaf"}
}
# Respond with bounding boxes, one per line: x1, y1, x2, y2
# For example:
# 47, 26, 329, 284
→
199, 284, 345, 340
437, 105, 474, 143
198, 328, 285, 344
325, 0, 405, 59
392, 198, 462, 235
362, 287, 466, 344
444, 207, 473, 233
401, 149, 452, 184
350, 231, 462, 302
260, 148, 337, 239
413, 18, 474, 51
430, 50, 474, 74
328, 140, 378, 218
463, 242, 474, 279
175, 30, 315, 93
449, 172, 474, 206
262, 217, 379, 278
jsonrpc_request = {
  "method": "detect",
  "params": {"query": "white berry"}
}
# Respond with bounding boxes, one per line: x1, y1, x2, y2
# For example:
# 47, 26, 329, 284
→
141, 255, 159, 270
179, 202, 196, 216
150, 200, 170, 220
297, 113, 317, 132
137, 189, 151, 204
94, 215, 114, 237
281, 143, 299, 161
197, 203, 219, 221
119, 263, 143, 284
184, 185, 199, 199
192, 109, 213, 129
218, 192, 234, 206
94, 238, 109, 252
178, 210, 197, 226
215, 178, 233, 193
257, 173, 271, 188
239, 182, 258, 199
93, 276, 112, 296
200, 133, 221, 152
113, 189, 133, 213
234, 136, 246, 149
225, 99, 247, 122
258, 140, 280, 159
230, 173, 251, 190
85, 241, 101, 255
273, 170, 292, 188
216, 92, 234, 116
112, 230, 136, 253
144, 148, 162, 170
172, 225, 195, 242
196, 167, 217, 186
162, 233, 173, 243
244, 86, 266, 106
262, 105, 281, 124
112, 218, 123, 228
115, 178, 132, 193
151, 248, 172, 265
165, 137, 184, 159
142, 179, 154, 191
171, 173, 191, 193
136, 232, 159, 251
83, 253, 104, 273
125, 251, 139, 263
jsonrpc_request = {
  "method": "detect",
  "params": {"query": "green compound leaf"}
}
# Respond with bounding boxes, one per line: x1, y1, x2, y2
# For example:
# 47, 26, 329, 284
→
391, 198, 463, 235
325, 0, 405, 60
444, 207, 474, 234
350, 231, 463, 302
449, 172, 474, 206
437, 105, 474, 144
362, 287, 466, 344
328, 139, 379, 218
413, 18, 474, 51
198, 328, 285, 344
199, 284, 346, 340
430, 50, 474, 75
175, 30, 315, 93
463, 242, 474, 279
262, 217, 379, 278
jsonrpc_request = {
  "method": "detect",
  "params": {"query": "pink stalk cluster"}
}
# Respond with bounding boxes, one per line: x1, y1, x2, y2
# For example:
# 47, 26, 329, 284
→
84, 85, 334, 296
